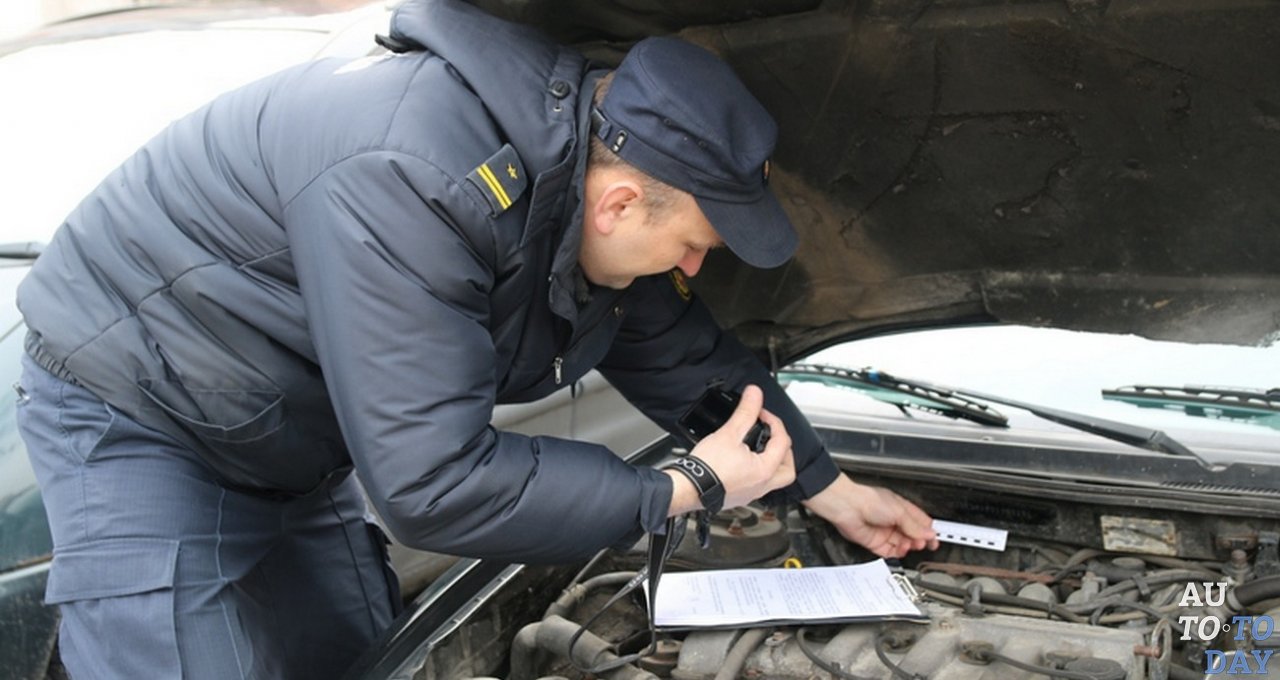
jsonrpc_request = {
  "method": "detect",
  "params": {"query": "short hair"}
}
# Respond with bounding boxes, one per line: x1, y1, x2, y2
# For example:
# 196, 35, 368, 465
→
588, 71, 679, 222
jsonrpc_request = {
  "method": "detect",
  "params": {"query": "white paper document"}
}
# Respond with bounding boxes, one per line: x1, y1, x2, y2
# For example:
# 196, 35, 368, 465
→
932, 519, 1008, 551
648, 559, 926, 630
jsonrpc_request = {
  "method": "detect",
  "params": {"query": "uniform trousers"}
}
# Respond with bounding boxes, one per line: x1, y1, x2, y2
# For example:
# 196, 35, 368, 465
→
16, 354, 399, 679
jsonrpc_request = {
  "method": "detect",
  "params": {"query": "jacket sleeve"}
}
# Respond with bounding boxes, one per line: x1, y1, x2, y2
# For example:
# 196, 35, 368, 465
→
598, 273, 839, 505
284, 152, 671, 563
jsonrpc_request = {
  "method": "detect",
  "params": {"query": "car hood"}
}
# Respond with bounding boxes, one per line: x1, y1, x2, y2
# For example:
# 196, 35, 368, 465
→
474, 0, 1280, 361
0, 2, 391, 245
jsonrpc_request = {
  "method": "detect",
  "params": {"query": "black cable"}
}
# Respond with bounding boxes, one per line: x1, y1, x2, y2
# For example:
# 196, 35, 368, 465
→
912, 579, 1085, 623
1070, 570, 1223, 612
1142, 555, 1226, 575
567, 547, 610, 588
1049, 549, 1103, 584
987, 651, 1105, 680
874, 628, 927, 680
1005, 540, 1071, 571
564, 569, 654, 673
566, 517, 686, 675
962, 642, 1108, 680
1086, 598, 1180, 627
795, 627, 877, 680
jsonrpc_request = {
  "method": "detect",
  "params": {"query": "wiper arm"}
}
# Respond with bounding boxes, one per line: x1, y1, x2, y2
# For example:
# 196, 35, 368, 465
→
779, 364, 1008, 427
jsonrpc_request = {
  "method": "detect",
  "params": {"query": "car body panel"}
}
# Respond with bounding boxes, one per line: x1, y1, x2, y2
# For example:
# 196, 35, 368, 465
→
0, 288, 57, 680
0, 562, 56, 680
1, 4, 393, 246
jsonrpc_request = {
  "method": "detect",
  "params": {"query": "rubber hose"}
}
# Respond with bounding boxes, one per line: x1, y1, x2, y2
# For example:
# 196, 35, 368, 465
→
1232, 576, 1280, 608
543, 572, 639, 619
714, 629, 770, 680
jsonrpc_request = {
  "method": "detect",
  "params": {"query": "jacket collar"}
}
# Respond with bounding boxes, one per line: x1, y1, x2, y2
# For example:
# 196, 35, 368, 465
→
389, 0, 582, 179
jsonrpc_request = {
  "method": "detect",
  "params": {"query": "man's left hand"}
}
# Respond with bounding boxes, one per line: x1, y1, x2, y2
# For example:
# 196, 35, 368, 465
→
801, 474, 939, 559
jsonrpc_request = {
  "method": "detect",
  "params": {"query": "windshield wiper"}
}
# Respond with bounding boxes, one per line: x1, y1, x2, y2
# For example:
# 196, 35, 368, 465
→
1103, 384, 1280, 433
783, 364, 1222, 471
779, 364, 1008, 427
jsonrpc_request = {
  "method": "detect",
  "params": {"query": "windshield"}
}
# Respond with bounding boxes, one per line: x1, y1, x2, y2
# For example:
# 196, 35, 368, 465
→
785, 325, 1280, 454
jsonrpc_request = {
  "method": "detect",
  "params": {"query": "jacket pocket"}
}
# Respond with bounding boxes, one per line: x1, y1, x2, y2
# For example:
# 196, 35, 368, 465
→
136, 379, 348, 496
137, 378, 285, 444
137, 379, 316, 494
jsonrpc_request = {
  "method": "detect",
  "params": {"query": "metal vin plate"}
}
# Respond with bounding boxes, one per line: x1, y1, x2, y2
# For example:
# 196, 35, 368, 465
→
1100, 515, 1178, 556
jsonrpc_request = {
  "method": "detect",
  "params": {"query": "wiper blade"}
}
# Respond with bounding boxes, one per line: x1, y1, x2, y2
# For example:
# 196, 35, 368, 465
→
1103, 384, 1280, 432
779, 364, 1009, 427
1104, 384, 1280, 413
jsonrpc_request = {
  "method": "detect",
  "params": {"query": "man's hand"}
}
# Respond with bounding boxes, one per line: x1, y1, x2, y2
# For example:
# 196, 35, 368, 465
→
802, 474, 939, 559
666, 385, 795, 516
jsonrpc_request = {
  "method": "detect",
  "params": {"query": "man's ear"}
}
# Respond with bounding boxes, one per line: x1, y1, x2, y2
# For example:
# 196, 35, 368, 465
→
592, 179, 645, 235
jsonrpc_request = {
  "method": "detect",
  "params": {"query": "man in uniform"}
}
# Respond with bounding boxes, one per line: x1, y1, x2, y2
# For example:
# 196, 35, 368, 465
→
15, 0, 937, 677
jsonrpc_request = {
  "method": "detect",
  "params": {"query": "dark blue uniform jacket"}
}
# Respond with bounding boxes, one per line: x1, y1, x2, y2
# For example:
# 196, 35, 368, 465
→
18, 0, 839, 562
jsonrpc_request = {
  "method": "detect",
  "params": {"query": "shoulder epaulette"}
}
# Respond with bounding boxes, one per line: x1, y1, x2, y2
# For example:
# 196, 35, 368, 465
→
465, 144, 528, 217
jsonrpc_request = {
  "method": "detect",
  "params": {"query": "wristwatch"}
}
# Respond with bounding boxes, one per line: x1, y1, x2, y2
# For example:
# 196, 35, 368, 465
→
664, 455, 725, 515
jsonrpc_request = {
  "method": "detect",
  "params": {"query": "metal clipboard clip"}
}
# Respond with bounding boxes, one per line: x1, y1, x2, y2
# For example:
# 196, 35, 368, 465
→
891, 573, 922, 603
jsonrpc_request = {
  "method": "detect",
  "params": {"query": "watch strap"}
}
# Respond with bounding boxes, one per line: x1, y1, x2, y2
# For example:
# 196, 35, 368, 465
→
664, 455, 724, 514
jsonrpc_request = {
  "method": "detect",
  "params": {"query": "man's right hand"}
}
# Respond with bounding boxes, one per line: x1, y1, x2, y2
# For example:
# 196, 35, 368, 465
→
665, 385, 795, 516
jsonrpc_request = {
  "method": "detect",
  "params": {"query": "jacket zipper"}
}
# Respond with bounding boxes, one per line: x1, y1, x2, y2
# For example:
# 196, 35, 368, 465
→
551, 301, 624, 386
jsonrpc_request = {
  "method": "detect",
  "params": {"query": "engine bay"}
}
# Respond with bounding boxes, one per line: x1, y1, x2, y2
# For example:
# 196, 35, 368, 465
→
400, 447, 1280, 680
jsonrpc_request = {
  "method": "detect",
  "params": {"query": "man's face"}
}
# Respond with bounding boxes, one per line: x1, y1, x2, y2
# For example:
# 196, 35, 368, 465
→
579, 167, 724, 290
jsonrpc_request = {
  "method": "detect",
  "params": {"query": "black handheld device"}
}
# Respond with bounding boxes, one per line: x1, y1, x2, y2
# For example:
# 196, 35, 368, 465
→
677, 386, 771, 453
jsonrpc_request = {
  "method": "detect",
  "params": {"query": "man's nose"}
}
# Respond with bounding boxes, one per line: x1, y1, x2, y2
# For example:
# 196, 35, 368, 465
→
677, 250, 706, 278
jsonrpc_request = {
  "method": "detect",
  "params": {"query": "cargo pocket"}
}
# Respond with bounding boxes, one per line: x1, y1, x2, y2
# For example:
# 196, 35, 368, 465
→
45, 538, 182, 677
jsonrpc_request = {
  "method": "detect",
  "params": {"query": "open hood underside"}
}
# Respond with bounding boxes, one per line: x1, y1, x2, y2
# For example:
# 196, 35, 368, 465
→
478, 0, 1280, 360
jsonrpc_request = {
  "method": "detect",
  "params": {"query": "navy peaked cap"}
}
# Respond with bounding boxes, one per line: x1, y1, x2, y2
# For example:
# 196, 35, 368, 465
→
592, 37, 798, 268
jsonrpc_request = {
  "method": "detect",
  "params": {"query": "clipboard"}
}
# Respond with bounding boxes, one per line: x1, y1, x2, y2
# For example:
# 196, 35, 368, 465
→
645, 559, 928, 631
